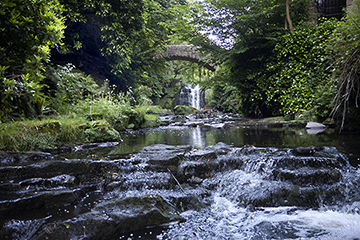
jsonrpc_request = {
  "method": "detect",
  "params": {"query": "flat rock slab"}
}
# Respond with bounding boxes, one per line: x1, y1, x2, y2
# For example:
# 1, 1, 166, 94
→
137, 144, 192, 167
0, 151, 53, 167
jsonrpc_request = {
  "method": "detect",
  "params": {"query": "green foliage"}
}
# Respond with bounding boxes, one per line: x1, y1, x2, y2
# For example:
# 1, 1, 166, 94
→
209, 85, 241, 113
0, 119, 87, 151
0, 68, 45, 120
45, 64, 101, 115
313, 80, 337, 120
265, 20, 337, 116
0, 0, 65, 121
133, 85, 154, 106
330, 1, 360, 130
196, 0, 310, 117
73, 90, 134, 131
0, 0, 65, 72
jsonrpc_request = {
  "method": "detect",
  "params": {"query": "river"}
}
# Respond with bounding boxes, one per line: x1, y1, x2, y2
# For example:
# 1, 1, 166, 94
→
1, 124, 360, 239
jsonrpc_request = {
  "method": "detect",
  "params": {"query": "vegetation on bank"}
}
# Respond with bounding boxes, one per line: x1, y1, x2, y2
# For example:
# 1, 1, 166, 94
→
0, 63, 170, 151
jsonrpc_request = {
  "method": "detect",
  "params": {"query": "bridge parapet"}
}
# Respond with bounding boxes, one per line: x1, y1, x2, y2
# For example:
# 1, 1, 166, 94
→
157, 45, 215, 71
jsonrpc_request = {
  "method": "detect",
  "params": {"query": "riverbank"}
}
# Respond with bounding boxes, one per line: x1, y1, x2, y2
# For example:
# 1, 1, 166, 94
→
0, 107, 335, 153
0, 105, 171, 152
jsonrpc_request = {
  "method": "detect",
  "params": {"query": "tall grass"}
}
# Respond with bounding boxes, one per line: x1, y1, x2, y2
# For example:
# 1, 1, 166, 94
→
0, 118, 87, 151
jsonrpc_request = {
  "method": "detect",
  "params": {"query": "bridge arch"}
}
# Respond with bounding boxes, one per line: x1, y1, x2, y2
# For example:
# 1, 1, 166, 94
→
157, 45, 216, 71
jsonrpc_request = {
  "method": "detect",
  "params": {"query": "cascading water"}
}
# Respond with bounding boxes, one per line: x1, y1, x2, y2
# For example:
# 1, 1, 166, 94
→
176, 84, 204, 109
160, 146, 360, 240
1, 127, 360, 240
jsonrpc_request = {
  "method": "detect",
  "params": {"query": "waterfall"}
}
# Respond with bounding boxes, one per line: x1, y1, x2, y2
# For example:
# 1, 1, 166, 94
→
176, 84, 204, 109
191, 85, 201, 110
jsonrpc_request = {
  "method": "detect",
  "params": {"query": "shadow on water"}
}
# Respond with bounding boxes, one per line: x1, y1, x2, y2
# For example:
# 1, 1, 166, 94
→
61, 126, 360, 167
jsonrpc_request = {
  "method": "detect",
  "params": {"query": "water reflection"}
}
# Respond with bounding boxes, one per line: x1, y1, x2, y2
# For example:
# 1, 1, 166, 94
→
60, 126, 360, 166
190, 126, 205, 147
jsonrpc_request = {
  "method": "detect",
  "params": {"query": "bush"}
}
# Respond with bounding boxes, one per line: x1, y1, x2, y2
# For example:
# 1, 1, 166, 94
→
265, 20, 337, 117
45, 64, 101, 115
0, 69, 45, 120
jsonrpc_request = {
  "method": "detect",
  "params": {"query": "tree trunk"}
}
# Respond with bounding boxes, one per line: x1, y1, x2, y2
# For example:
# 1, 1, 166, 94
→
285, 0, 294, 32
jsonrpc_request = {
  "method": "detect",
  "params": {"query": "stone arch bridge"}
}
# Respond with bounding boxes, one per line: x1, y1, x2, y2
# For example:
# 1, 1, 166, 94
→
157, 45, 216, 71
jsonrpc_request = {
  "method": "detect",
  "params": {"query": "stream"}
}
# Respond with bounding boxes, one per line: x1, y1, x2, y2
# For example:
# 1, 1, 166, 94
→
1, 123, 360, 239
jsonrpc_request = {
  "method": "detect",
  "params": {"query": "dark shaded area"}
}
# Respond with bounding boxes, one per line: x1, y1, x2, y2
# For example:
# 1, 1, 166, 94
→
317, 0, 347, 20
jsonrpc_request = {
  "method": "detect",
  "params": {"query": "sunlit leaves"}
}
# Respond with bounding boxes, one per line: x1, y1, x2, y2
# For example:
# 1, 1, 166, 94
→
0, 0, 65, 120
0, 0, 65, 71
265, 21, 337, 116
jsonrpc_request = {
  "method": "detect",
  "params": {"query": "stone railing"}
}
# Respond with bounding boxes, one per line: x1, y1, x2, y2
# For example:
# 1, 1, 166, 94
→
156, 45, 216, 71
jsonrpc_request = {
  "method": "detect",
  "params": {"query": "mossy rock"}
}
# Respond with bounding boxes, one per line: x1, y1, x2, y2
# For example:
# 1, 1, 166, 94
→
128, 109, 145, 129
173, 105, 197, 115
31, 195, 184, 240
141, 114, 161, 128
112, 119, 126, 132
84, 121, 122, 142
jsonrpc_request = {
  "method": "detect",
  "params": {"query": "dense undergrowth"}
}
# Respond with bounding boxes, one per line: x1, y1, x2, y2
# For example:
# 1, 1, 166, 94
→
0, 64, 171, 152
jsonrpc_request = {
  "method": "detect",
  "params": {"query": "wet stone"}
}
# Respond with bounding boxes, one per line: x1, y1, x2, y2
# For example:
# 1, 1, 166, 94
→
0, 142, 357, 239
272, 168, 342, 186
31, 195, 184, 240
137, 144, 191, 170
19, 174, 76, 188
0, 151, 53, 167
0, 188, 85, 218
291, 147, 316, 156
186, 142, 231, 161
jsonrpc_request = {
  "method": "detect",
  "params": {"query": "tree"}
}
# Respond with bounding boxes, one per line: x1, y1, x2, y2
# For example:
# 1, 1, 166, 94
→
196, 0, 309, 117
285, 0, 294, 32
51, 0, 145, 90
51, 0, 192, 91
0, 0, 65, 120
330, 1, 360, 131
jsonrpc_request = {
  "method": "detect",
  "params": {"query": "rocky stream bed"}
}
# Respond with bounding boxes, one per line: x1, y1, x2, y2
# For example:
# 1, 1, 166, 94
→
1, 138, 360, 239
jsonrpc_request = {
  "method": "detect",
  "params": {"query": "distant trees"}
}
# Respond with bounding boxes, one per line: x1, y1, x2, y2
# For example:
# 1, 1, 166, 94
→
196, 0, 310, 117
0, 0, 197, 120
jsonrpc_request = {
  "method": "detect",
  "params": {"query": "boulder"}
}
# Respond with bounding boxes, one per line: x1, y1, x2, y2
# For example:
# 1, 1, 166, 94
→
140, 114, 161, 128
305, 121, 327, 135
31, 195, 184, 240
173, 105, 197, 115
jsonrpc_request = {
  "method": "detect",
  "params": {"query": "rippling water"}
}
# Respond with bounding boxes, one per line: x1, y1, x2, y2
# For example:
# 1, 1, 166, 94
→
112, 126, 360, 240
3, 125, 360, 239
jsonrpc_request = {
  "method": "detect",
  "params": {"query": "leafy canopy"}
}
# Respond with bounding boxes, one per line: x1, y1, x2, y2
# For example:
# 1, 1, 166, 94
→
0, 0, 65, 120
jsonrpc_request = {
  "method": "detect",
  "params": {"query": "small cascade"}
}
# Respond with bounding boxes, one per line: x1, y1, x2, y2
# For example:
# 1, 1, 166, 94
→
175, 84, 204, 109
191, 85, 201, 110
